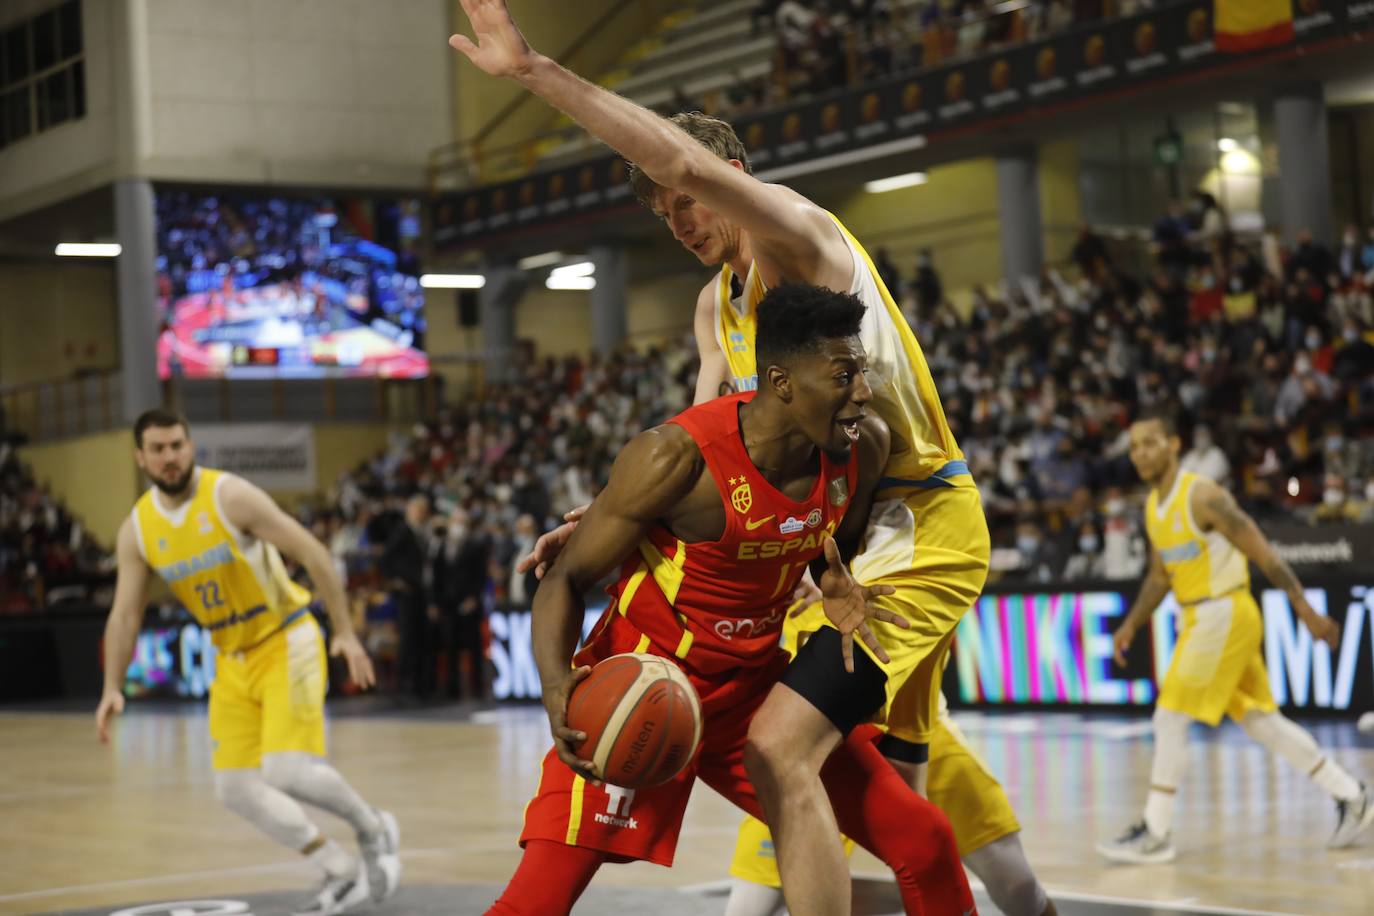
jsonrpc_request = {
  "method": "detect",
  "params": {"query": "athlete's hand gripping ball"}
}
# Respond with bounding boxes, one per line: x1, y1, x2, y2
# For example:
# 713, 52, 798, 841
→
543, 663, 601, 784
809, 536, 905, 673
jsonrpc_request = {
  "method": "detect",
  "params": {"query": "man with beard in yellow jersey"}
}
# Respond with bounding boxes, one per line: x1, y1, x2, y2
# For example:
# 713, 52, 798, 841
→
449, 4, 985, 910
95, 409, 400, 916
1098, 409, 1371, 863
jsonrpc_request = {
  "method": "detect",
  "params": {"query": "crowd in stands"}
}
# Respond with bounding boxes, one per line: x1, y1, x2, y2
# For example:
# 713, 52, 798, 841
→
0, 441, 114, 614
902, 206, 1374, 582
678, 0, 1152, 121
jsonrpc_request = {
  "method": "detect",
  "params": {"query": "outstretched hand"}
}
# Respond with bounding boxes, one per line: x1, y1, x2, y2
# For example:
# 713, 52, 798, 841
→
449, 0, 539, 79
516, 505, 588, 580
330, 632, 377, 690
814, 537, 905, 673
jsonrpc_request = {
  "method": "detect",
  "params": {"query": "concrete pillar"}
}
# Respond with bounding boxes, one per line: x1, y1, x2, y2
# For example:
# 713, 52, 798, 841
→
589, 245, 628, 357
1273, 83, 1334, 247
995, 146, 1044, 287
113, 178, 161, 422
479, 266, 524, 385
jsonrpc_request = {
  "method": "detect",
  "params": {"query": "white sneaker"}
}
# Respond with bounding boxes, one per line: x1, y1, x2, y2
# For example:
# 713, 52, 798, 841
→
360, 809, 401, 902
1096, 821, 1177, 864
293, 866, 371, 916
1330, 782, 1374, 849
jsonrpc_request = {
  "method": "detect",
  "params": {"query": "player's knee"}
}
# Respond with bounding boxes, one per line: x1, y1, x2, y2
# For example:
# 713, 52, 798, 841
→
213, 769, 259, 815
261, 751, 308, 793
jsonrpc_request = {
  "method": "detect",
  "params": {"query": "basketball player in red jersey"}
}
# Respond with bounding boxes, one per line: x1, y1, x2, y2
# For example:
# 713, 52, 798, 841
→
486, 286, 972, 916
452, 5, 986, 913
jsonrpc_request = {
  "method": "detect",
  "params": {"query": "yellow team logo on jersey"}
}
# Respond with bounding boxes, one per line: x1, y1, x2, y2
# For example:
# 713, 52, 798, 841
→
729, 476, 753, 513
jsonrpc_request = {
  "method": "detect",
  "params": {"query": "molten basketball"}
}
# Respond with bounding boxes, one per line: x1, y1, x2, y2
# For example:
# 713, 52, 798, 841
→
565, 653, 703, 789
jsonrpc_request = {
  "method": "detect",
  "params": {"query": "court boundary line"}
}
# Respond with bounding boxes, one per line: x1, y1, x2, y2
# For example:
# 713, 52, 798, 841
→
679, 876, 1304, 916
0, 848, 461, 904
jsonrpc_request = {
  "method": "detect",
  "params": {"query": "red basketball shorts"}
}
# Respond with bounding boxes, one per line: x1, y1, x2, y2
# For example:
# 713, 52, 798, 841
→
519, 612, 788, 866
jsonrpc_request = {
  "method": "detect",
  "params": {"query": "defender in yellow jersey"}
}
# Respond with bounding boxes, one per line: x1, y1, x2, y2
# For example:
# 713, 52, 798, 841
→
453, 7, 979, 909
1098, 409, 1372, 865
95, 409, 401, 915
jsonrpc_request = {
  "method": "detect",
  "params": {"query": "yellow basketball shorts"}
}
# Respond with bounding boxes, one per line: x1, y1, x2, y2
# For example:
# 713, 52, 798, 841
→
811, 482, 989, 743
728, 710, 1020, 885
208, 612, 328, 770
1158, 590, 1277, 727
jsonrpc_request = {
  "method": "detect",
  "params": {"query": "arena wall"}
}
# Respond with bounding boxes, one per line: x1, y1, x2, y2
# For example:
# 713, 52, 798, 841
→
0, 261, 119, 387
19, 428, 139, 547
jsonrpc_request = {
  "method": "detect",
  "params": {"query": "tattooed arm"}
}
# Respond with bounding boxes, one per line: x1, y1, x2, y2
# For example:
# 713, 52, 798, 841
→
1190, 478, 1340, 649
1112, 548, 1170, 666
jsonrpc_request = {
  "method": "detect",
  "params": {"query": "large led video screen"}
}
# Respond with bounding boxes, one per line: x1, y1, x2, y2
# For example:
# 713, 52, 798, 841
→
154, 189, 428, 379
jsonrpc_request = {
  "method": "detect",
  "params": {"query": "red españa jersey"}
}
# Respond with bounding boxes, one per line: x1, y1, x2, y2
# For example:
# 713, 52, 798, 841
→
593, 393, 858, 676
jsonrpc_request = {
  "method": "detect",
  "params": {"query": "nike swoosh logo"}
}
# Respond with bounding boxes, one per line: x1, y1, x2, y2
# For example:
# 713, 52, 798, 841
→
744, 515, 776, 531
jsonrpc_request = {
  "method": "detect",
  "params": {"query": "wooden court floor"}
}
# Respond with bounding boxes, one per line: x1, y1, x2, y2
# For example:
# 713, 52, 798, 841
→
1, 702, 1372, 915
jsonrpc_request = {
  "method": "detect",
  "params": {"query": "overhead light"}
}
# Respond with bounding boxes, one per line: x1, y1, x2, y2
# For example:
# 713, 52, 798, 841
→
550, 260, 595, 278
420, 273, 486, 289
517, 250, 565, 270
864, 172, 927, 193
546, 275, 596, 291
55, 242, 121, 257
1217, 137, 1238, 152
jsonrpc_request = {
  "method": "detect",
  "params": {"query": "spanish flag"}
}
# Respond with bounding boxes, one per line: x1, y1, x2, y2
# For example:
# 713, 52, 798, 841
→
1214, 0, 1294, 52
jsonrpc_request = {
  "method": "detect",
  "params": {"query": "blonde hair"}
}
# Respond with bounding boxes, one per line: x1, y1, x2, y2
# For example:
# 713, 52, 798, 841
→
627, 111, 751, 206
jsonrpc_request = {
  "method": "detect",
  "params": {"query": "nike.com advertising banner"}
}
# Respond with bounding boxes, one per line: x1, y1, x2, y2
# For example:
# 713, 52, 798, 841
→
949, 582, 1374, 712
484, 584, 1373, 713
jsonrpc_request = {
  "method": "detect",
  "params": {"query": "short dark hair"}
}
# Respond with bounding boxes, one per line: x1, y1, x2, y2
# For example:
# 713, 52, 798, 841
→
755, 284, 866, 372
1132, 406, 1178, 437
134, 408, 190, 448
628, 111, 751, 207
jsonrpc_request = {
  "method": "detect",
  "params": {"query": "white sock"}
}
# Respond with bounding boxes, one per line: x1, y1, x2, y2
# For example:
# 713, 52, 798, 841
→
1241, 711, 1360, 802
262, 752, 384, 837
723, 878, 787, 916
214, 768, 319, 850
308, 837, 358, 880
1144, 707, 1191, 836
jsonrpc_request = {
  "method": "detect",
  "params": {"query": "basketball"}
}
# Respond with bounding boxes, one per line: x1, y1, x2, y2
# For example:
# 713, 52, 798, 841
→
566, 653, 703, 789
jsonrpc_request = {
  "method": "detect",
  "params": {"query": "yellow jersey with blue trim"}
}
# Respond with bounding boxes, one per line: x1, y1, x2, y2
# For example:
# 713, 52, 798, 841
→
1144, 471, 1249, 606
131, 467, 313, 653
714, 213, 966, 486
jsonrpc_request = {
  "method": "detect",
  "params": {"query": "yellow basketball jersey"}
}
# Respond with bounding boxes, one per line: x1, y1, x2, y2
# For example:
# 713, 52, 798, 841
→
1144, 471, 1249, 606
131, 467, 312, 653
715, 213, 965, 484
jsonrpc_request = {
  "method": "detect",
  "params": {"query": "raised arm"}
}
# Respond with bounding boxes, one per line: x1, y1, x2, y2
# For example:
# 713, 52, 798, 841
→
95, 518, 152, 743
693, 281, 733, 405
1191, 478, 1340, 648
534, 425, 701, 779
1112, 548, 1170, 666
218, 475, 377, 688
449, 0, 852, 289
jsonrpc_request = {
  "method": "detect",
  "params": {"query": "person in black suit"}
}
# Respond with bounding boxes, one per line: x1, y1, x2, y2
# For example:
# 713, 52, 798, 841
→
430, 506, 491, 699
381, 493, 432, 698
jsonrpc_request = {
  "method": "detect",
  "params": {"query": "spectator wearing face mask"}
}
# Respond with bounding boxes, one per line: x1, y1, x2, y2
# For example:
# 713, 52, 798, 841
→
1180, 424, 1230, 485
1338, 225, 1364, 281
1100, 487, 1146, 580
1062, 521, 1106, 580
430, 507, 491, 699
1012, 519, 1067, 582
1310, 474, 1364, 525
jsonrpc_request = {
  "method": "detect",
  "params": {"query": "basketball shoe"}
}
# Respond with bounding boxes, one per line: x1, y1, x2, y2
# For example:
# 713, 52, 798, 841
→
1096, 821, 1176, 864
1330, 782, 1374, 849
360, 808, 402, 901
293, 865, 370, 916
